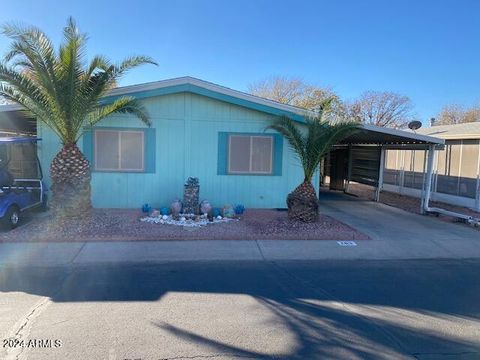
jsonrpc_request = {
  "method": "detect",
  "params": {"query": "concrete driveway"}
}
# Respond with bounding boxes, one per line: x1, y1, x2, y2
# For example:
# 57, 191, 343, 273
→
319, 190, 479, 242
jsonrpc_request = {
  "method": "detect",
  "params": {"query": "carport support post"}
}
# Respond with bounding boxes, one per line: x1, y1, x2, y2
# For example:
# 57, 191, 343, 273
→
422, 144, 436, 214
476, 145, 480, 211
345, 145, 353, 193
375, 146, 385, 202
476, 175, 480, 212
420, 149, 428, 212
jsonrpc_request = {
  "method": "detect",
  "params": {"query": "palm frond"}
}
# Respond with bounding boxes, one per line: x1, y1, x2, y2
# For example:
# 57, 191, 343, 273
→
81, 97, 151, 141
0, 81, 66, 140
266, 116, 306, 163
2, 23, 59, 98
268, 113, 358, 182
115, 55, 158, 76
84, 55, 111, 79
0, 17, 156, 145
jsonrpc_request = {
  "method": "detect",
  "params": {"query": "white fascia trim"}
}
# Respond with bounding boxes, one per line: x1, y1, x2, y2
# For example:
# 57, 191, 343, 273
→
359, 124, 445, 145
106, 76, 314, 117
421, 134, 480, 140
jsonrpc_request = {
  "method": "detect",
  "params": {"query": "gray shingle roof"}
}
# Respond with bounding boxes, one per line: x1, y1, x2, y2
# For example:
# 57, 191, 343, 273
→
417, 122, 480, 139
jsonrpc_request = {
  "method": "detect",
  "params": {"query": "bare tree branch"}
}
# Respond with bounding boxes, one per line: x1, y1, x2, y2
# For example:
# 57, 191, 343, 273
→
434, 103, 480, 125
345, 91, 417, 129
248, 76, 345, 120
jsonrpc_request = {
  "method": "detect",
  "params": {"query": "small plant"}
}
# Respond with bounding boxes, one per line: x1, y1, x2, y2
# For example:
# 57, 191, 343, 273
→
142, 204, 152, 213
160, 207, 170, 216
212, 208, 222, 218
234, 204, 245, 215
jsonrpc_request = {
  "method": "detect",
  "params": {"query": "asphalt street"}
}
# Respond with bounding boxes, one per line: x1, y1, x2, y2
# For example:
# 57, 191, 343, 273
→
0, 259, 479, 360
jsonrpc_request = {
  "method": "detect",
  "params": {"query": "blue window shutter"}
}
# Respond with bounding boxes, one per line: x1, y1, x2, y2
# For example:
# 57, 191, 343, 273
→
145, 128, 156, 173
83, 129, 93, 165
273, 133, 283, 176
217, 132, 228, 175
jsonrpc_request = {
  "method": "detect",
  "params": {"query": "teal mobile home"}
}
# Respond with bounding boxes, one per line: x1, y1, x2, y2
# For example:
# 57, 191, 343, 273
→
33, 77, 317, 209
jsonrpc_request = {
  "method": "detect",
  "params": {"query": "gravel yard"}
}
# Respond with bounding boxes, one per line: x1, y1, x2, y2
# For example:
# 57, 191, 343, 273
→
1, 208, 369, 242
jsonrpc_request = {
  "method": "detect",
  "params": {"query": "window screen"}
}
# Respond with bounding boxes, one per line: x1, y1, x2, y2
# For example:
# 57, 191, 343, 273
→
251, 136, 273, 173
436, 141, 461, 196
228, 135, 273, 174
95, 130, 144, 171
459, 140, 479, 198
120, 132, 144, 170
229, 136, 251, 173
384, 150, 400, 185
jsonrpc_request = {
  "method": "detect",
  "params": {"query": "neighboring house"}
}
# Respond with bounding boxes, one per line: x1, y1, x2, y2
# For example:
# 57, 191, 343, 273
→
383, 122, 480, 211
31, 77, 314, 209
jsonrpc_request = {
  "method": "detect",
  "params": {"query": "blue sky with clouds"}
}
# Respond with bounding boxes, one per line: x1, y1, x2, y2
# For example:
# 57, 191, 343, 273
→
1, 0, 479, 122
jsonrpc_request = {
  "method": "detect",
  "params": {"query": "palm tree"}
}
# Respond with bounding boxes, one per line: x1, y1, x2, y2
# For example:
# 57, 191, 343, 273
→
0, 17, 156, 217
267, 104, 358, 222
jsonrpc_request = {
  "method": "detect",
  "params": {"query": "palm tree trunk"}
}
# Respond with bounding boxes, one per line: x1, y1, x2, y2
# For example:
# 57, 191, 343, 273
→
286, 180, 319, 222
50, 144, 92, 218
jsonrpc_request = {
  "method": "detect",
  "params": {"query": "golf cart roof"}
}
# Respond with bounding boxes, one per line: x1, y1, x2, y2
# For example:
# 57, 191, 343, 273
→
0, 137, 41, 143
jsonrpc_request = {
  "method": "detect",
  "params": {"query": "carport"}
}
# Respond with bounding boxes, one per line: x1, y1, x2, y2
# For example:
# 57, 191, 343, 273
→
0, 104, 36, 137
324, 124, 445, 214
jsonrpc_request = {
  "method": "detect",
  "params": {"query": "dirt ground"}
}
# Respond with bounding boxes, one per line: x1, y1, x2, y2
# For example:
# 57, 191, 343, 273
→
347, 183, 480, 221
2, 208, 370, 242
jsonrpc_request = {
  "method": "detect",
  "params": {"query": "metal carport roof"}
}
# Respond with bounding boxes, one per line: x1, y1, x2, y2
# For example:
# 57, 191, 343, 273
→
339, 124, 444, 148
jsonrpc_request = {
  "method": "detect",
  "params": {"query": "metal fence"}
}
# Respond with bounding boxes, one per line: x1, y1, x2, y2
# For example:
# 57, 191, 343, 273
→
383, 139, 480, 210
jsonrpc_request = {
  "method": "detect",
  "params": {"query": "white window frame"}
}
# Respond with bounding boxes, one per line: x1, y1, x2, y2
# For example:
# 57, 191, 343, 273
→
228, 135, 273, 175
94, 129, 145, 172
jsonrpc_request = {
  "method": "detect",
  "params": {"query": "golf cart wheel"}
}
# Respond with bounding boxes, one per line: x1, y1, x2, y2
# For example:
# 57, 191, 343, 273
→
2, 206, 20, 229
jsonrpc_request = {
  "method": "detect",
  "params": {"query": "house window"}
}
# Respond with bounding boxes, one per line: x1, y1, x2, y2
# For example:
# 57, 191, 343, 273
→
228, 135, 273, 174
94, 130, 145, 172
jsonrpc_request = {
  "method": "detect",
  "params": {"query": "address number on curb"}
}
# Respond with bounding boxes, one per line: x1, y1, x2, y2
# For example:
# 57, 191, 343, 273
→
337, 241, 357, 246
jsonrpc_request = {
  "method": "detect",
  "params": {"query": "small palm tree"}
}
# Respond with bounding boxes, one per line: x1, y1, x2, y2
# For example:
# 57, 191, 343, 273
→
0, 17, 156, 217
267, 103, 358, 222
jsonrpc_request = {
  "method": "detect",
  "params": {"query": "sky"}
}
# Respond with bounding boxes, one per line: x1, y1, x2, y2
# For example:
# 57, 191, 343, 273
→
1, 0, 479, 123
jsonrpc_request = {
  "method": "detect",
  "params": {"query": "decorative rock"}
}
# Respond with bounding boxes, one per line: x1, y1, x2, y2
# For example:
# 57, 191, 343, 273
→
184, 177, 199, 186
183, 177, 200, 215
150, 209, 160, 217
141, 213, 236, 227
199, 200, 212, 215
162, 215, 168, 220
170, 199, 182, 217
222, 204, 235, 218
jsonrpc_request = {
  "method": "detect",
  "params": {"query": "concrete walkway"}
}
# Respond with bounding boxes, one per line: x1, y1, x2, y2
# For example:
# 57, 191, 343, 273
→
1, 192, 478, 266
